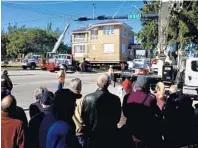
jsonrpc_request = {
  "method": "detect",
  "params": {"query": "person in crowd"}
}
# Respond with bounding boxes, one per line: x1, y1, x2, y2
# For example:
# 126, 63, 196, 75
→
121, 78, 132, 107
119, 78, 134, 148
1, 88, 28, 129
70, 78, 84, 147
28, 90, 54, 148
124, 76, 160, 148
39, 89, 82, 148
107, 65, 114, 81
194, 103, 198, 145
81, 74, 121, 148
1, 69, 13, 92
167, 85, 195, 147
1, 87, 11, 98
29, 86, 47, 118
1, 95, 25, 148
56, 65, 66, 90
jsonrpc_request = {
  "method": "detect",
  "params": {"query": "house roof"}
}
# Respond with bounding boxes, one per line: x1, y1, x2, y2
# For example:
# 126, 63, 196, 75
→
72, 28, 88, 33
94, 20, 121, 25
87, 20, 133, 30
72, 20, 133, 33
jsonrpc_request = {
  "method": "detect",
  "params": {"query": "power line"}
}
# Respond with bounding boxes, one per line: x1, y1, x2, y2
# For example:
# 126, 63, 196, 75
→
2, 1, 74, 5
2, 3, 139, 27
3, 2, 70, 18
112, 0, 126, 19
1, 16, 63, 26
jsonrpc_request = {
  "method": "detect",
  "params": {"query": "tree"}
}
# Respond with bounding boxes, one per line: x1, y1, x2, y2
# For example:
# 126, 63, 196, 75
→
137, 1, 198, 52
136, 1, 160, 51
2, 23, 70, 57
1, 33, 9, 56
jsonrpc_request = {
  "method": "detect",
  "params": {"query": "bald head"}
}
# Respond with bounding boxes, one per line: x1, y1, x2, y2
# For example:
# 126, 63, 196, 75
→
1, 95, 16, 114
97, 74, 110, 89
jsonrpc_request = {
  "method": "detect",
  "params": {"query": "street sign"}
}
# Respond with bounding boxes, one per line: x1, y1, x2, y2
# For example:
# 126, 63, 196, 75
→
128, 13, 141, 19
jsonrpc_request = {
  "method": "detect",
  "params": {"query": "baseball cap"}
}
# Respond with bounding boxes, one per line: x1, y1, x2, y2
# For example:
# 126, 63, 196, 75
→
135, 76, 147, 89
40, 90, 54, 105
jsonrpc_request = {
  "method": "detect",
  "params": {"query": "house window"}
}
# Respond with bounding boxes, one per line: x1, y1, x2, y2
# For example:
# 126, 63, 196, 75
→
103, 44, 114, 53
92, 45, 96, 51
74, 45, 85, 53
74, 33, 86, 42
122, 44, 126, 53
103, 26, 114, 35
122, 29, 127, 37
91, 30, 98, 40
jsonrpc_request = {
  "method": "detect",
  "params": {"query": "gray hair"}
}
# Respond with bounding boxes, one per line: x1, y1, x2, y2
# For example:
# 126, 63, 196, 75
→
97, 74, 109, 89
34, 86, 47, 100
70, 78, 82, 94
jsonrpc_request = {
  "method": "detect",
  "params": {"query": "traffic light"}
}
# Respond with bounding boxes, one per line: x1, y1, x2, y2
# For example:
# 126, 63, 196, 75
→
77, 17, 89, 21
97, 15, 106, 20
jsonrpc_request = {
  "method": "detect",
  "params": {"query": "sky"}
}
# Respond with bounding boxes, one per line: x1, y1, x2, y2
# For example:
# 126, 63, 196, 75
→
1, 1, 144, 45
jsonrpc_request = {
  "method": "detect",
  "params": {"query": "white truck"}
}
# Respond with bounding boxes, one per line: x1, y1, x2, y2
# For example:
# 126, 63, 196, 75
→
182, 58, 198, 98
21, 55, 41, 70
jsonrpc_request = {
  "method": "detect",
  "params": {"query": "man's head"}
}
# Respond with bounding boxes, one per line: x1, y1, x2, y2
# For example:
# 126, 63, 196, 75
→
34, 86, 47, 101
97, 74, 110, 89
40, 90, 54, 108
155, 82, 165, 99
135, 76, 148, 90
60, 65, 65, 71
2, 69, 8, 76
70, 78, 82, 97
169, 85, 177, 94
53, 89, 78, 120
1, 95, 17, 116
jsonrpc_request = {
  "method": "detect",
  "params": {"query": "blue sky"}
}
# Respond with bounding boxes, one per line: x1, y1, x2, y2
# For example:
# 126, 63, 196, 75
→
1, 1, 144, 44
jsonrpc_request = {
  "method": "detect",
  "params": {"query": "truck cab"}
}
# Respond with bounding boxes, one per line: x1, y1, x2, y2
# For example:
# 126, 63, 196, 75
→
21, 55, 41, 70
183, 58, 198, 98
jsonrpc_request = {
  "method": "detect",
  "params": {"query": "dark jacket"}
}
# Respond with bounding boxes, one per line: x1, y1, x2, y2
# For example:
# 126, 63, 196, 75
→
28, 112, 45, 148
29, 102, 42, 118
81, 88, 121, 148
15, 106, 28, 129
167, 92, 195, 146
195, 104, 198, 144
124, 90, 161, 147
1, 74, 13, 91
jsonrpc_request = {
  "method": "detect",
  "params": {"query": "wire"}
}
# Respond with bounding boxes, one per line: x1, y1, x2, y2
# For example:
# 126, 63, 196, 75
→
112, 0, 126, 19
3, 2, 70, 18
2, 3, 138, 27
1, 16, 63, 26
2, 1, 75, 5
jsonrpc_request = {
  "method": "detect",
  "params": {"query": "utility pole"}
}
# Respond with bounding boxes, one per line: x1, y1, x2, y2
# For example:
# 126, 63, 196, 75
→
92, 1, 95, 19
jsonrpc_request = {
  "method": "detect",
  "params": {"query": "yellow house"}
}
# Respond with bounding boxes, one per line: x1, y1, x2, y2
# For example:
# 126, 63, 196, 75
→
72, 21, 134, 63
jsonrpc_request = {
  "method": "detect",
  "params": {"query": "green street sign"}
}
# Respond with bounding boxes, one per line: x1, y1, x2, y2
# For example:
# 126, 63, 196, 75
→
128, 13, 141, 19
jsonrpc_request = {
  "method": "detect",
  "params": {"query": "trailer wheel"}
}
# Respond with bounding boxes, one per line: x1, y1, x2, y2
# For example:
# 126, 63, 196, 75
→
30, 63, 36, 70
22, 66, 27, 70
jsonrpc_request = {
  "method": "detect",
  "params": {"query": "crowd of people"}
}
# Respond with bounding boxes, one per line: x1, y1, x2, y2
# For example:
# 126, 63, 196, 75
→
1, 69, 198, 148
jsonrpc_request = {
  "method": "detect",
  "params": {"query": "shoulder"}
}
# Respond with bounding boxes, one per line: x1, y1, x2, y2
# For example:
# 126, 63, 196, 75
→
10, 118, 24, 128
49, 121, 70, 134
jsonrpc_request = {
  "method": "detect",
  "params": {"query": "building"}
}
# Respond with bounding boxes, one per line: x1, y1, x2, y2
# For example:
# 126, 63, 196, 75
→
71, 21, 134, 62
